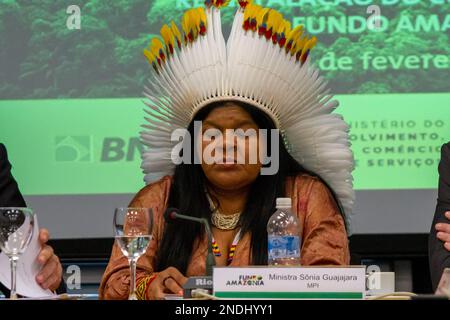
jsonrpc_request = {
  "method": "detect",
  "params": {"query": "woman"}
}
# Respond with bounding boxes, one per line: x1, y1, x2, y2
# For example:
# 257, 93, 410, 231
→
99, 101, 350, 299
100, 1, 354, 299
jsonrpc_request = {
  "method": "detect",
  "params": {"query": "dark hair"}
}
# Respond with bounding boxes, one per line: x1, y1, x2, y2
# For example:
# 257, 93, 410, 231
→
155, 101, 343, 273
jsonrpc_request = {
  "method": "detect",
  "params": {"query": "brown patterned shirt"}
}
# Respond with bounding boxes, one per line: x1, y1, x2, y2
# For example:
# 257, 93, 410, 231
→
99, 174, 350, 299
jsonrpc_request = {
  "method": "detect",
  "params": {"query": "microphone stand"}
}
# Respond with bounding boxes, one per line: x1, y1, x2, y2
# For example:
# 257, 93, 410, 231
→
201, 218, 215, 277
165, 209, 216, 298
170, 212, 216, 276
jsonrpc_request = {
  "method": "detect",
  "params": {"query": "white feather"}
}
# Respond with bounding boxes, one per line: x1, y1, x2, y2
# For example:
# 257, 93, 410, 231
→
140, 6, 355, 233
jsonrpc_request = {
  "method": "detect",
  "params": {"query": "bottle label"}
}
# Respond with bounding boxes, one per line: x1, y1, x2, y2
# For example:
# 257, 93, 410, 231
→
268, 235, 300, 259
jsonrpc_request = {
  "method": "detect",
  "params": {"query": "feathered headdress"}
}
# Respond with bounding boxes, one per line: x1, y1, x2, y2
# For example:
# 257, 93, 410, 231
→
141, 0, 355, 231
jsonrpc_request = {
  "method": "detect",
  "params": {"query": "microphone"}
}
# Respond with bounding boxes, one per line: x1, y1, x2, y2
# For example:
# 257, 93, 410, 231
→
164, 208, 216, 276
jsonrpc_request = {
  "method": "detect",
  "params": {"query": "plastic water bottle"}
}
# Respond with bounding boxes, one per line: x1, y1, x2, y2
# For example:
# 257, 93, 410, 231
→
267, 197, 301, 266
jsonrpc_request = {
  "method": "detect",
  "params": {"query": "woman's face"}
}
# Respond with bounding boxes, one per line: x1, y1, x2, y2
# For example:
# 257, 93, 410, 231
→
198, 103, 263, 191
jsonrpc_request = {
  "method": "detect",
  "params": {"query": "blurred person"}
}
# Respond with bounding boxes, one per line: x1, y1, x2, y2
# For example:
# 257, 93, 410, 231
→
0, 143, 65, 296
429, 141, 450, 291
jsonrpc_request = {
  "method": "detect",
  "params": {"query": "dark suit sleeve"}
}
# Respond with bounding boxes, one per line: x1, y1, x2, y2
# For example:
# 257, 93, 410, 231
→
0, 143, 27, 296
0, 144, 67, 296
0, 143, 26, 207
429, 142, 450, 291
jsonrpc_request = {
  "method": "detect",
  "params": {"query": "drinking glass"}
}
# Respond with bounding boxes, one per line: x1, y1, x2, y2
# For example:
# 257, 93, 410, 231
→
0, 207, 35, 299
113, 208, 153, 300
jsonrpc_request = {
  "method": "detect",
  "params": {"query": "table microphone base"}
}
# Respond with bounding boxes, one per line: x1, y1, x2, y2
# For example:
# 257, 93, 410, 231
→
182, 276, 213, 299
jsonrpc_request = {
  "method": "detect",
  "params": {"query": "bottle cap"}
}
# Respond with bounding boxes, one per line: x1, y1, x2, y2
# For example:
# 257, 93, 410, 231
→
276, 197, 292, 208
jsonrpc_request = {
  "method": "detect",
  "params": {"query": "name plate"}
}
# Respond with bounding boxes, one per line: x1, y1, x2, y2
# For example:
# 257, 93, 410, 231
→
213, 266, 366, 299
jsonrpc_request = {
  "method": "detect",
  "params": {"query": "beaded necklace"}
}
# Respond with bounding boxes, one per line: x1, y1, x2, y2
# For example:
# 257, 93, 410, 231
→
211, 229, 242, 264
206, 191, 242, 264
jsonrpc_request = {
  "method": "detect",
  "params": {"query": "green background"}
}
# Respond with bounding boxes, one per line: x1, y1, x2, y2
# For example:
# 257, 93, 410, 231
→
0, 1, 449, 196
0, 93, 448, 195
0, 0, 448, 98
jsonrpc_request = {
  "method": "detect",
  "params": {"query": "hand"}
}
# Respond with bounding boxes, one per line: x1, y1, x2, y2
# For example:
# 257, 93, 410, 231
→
147, 267, 188, 300
435, 211, 450, 252
35, 229, 63, 291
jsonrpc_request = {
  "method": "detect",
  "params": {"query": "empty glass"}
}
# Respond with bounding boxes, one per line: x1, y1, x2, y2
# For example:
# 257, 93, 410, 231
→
0, 207, 35, 299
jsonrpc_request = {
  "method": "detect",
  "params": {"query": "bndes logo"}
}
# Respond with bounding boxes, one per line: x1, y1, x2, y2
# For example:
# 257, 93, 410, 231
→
54, 136, 143, 163
101, 137, 143, 162
55, 136, 92, 162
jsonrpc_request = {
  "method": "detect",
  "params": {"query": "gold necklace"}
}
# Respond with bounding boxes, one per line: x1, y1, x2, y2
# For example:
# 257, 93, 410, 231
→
206, 192, 241, 230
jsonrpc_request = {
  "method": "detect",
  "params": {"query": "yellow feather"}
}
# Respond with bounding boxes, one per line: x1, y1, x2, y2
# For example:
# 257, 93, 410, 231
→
197, 7, 207, 35
181, 10, 191, 43
198, 7, 206, 26
284, 20, 291, 33
292, 35, 307, 56
212, 0, 231, 8
287, 25, 303, 42
256, 8, 270, 28
244, 3, 261, 22
243, 3, 262, 31
150, 38, 164, 60
143, 48, 156, 64
243, 4, 253, 22
267, 10, 283, 32
181, 8, 204, 42
300, 36, 317, 61
189, 9, 200, 39
160, 24, 174, 52
252, 4, 263, 19
238, 0, 253, 8
170, 21, 182, 48
276, 19, 290, 36
284, 25, 302, 53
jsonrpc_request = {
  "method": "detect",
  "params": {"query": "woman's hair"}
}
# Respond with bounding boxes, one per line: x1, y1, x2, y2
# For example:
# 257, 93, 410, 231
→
155, 101, 344, 273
